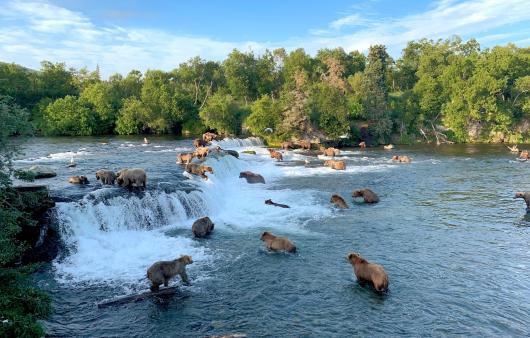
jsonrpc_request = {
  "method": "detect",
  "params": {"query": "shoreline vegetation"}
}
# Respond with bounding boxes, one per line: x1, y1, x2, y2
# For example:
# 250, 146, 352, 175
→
1, 36, 529, 145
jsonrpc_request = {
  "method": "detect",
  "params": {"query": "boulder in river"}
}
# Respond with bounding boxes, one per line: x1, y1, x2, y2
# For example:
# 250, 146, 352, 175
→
25, 165, 57, 179
192, 216, 215, 238
224, 150, 239, 158
239, 171, 265, 184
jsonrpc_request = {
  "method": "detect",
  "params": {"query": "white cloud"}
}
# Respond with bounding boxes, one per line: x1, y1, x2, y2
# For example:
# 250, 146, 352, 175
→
330, 14, 369, 30
0, 0, 529, 78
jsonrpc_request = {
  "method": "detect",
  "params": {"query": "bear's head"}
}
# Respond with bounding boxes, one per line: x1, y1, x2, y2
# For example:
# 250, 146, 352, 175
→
179, 255, 193, 265
260, 231, 273, 241
347, 252, 366, 265
514, 192, 526, 199
202, 166, 213, 173
265, 199, 273, 205
352, 190, 364, 198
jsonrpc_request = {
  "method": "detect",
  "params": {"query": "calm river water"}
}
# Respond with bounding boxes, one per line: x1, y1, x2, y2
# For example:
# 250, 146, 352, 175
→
14, 136, 530, 337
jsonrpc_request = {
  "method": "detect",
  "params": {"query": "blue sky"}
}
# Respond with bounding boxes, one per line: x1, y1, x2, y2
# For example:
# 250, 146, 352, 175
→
1, 0, 530, 77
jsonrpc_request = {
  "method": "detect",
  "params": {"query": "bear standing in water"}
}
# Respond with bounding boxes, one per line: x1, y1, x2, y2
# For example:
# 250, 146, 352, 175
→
514, 192, 530, 212
146, 255, 193, 292
347, 252, 389, 294
260, 231, 296, 253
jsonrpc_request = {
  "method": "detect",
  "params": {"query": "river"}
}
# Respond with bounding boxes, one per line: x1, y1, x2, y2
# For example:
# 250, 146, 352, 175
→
14, 136, 530, 337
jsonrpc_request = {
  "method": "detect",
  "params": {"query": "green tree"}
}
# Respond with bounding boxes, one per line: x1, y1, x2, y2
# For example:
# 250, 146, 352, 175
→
43, 96, 97, 136
246, 95, 282, 137
223, 50, 259, 104
115, 97, 149, 135
0, 96, 52, 337
363, 45, 392, 142
81, 82, 119, 134
310, 83, 350, 139
199, 93, 244, 134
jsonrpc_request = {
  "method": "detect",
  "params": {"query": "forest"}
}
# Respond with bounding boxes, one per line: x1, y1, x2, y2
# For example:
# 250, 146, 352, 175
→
1, 36, 530, 144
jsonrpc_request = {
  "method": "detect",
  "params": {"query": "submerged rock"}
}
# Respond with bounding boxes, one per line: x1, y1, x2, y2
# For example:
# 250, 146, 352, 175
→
224, 149, 239, 158
241, 150, 256, 155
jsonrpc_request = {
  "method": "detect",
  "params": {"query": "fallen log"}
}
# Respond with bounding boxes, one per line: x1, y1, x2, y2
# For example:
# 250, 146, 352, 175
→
97, 286, 185, 308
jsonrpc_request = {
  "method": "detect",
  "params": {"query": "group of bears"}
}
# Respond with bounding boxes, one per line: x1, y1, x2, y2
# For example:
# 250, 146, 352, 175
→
152, 134, 392, 295
68, 168, 147, 188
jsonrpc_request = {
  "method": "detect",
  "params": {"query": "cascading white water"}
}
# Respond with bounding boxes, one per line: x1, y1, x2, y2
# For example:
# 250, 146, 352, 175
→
51, 137, 353, 287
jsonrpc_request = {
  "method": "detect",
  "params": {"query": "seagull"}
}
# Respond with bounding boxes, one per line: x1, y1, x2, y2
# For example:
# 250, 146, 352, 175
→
264, 128, 273, 133
143, 137, 150, 144
67, 156, 76, 168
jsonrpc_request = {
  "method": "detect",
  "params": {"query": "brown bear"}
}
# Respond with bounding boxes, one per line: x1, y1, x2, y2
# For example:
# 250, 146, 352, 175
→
194, 147, 209, 160
117, 168, 147, 188
194, 138, 209, 148
265, 199, 290, 208
359, 141, 366, 149
392, 155, 411, 163
281, 141, 294, 150
352, 188, 379, 203
239, 171, 265, 184
514, 192, 530, 210
68, 175, 89, 184
296, 140, 311, 150
146, 255, 193, 292
330, 194, 348, 209
186, 164, 214, 180
520, 150, 530, 160
324, 160, 346, 170
347, 252, 389, 293
268, 149, 283, 161
95, 169, 116, 185
321, 147, 340, 157
177, 152, 196, 164
260, 231, 296, 253
202, 132, 218, 142
192, 216, 214, 238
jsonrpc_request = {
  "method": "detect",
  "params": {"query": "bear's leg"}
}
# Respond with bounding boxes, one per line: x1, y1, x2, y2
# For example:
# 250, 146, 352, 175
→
179, 270, 190, 285
150, 283, 160, 292
163, 278, 169, 287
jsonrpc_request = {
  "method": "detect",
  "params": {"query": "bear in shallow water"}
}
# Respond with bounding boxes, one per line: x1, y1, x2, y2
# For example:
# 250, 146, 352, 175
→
194, 147, 209, 160
202, 132, 218, 142
321, 147, 340, 157
193, 138, 209, 148
260, 231, 296, 253
147, 255, 193, 292
347, 252, 389, 293
68, 175, 89, 184
186, 164, 213, 180
95, 169, 116, 185
324, 160, 346, 170
265, 199, 290, 208
192, 216, 214, 238
177, 152, 195, 164
268, 149, 283, 161
352, 188, 379, 203
117, 168, 147, 188
391, 155, 411, 163
330, 194, 348, 208
281, 141, 294, 150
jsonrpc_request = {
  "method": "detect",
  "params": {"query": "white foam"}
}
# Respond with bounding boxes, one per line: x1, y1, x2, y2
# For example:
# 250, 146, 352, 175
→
51, 137, 392, 286
15, 150, 90, 163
